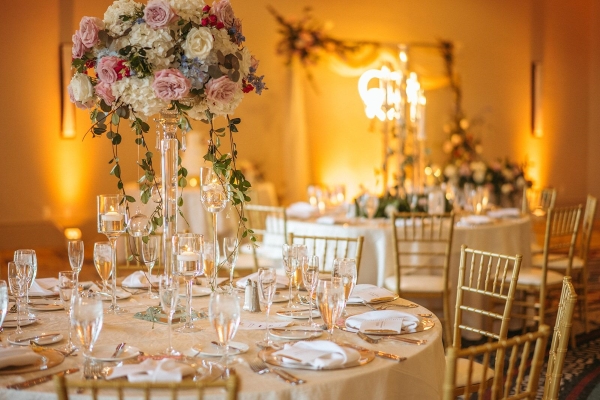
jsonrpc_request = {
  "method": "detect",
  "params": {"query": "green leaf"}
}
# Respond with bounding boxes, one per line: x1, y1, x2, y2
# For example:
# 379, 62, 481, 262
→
141, 121, 150, 132
177, 197, 183, 207
106, 131, 114, 139
100, 100, 112, 113
108, 158, 114, 164
117, 181, 123, 190
93, 127, 106, 135
141, 190, 151, 204
111, 113, 120, 125
110, 164, 121, 178
112, 133, 122, 145
146, 151, 153, 158
229, 118, 241, 124
178, 177, 187, 188
125, 195, 136, 203
116, 106, 129, 119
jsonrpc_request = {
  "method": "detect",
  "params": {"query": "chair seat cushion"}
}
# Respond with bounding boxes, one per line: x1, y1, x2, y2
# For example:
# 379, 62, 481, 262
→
530, 254, 584, 269
384, 275, 444, 293
449, 357, 495, 389
516, 268, 565, 286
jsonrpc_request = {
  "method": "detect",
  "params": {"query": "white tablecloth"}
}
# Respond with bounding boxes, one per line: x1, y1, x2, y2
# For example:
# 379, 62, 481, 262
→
0, 291, 444, 400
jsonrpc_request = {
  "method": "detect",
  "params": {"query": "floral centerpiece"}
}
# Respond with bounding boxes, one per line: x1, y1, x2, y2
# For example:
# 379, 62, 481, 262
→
68, 0, 266, 239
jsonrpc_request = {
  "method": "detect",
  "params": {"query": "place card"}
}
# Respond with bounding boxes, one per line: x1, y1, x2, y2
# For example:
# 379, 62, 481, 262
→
350, 284, 396, 303
360, 318, 404, 334
273, 347, 330, 364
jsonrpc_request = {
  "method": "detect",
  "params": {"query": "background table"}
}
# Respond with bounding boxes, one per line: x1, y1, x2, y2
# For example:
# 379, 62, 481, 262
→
0, 291, 445, 400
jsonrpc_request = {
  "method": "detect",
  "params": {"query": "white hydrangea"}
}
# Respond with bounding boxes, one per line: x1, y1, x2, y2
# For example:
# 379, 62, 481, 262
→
187, 101, 209, 121
104, 0, 140, 36
212, 28, 239, 57
113, 77, 168, 116
126, 24, 176, 70
169, 0, 206, 24
207, 85, 243, 116
238, 46, 252, 77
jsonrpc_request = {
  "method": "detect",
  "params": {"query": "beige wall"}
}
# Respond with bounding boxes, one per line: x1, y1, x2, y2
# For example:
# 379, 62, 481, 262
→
0, 0, 597, 247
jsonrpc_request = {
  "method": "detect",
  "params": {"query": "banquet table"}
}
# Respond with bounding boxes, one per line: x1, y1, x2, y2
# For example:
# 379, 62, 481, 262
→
0, 289, 445, 400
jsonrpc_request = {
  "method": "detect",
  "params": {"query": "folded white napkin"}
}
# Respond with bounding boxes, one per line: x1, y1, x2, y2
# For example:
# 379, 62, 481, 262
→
286, 202, 318, 219
236, 272, 288, 289
106, 359, 195, 382
122, 271, 159, 288
457, 215, 494, 227
273, 340, 360, 369
0, 347, 44, 369
346, 310, 420, 333
29, 278, 59, 296
487, 208, 520, 218
347, 284, 397, 304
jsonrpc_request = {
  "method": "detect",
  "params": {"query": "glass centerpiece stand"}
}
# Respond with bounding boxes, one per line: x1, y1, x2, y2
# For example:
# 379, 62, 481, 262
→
97, 194, 128, 314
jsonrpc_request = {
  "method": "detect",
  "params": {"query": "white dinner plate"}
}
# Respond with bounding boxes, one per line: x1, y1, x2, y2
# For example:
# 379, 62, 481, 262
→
178, 286, 212, 297
27, 300, 64, 311
8, 331, 63, 346
186, 341, 249, 357
88, 344, 141, 361
276, 309, 320, 319
99, 290, 132, 301
269, 327, 323, 340
3, 316, 38, 328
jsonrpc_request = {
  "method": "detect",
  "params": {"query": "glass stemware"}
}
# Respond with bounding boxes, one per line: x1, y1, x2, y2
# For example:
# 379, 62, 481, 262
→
93, 242, 113, 294
175, 233, 203, 333
67, 240, 84, 284
282, 244, 307, 309
208, 292, 241, 367
72, 292, 103, 373
202, 243, 219, 289
222, 237, 238, 293
316, 279, 345, 341
159, 275, 180, 355
255, 267, 276, 348
97, 194, 128, 314
7, 261, 30, 334
301, 255, 320, 327
332, 258, 357, 318
14, 249, 36, 317
0, 281, 8, 345
141, 236, 159, 299
58, 271, 77, 352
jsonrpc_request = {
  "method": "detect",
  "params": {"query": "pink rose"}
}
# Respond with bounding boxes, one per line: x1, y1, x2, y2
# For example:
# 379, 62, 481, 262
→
72, 31, 86, 58
211, 0, 235, 28
79, 16, 104, 48
97, 56, 120, 84
205, 75, 237, 104
144, 0, 177, 29
95, 81, 115, 106
152, 69, 191, 100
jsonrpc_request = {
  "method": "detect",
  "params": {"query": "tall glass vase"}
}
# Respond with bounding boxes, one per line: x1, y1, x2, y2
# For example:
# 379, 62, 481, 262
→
156, 108, 180, 278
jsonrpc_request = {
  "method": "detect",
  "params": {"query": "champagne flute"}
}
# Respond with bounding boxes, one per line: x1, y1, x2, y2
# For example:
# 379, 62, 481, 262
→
58, 271, 77, 352
159, 275, 180, 355
175, 233, 203, 333
209, 292, 241, 367
14, 249, 36, 317
0, 281, 8, 345
67, 240, 84, 284
301, 255, 320, 327
93, 242, 113, 294
72, 292, 103, 369
256, 267, 277, 348
141, 236, 159, 299
223, 237, 238, 293
282, 244, 295, 309
316, 279, 345, 341
7, 261, 30, 334
332, 258, 357, 317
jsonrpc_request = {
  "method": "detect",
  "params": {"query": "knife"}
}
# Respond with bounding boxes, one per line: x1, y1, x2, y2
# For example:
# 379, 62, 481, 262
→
111, 342, 126, 358
270, 328, 323, 333
15, 333, 62, 343
6, 368, 79, 390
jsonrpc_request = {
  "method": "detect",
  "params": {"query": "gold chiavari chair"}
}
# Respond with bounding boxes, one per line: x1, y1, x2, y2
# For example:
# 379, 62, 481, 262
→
54, 373, 238, 400
451, 246, 523, 396
287, 233, 364, 275
444, 325, 550, 400
543, 277, 578, 400
384, 212, 455, 345
512, 205, 581, 329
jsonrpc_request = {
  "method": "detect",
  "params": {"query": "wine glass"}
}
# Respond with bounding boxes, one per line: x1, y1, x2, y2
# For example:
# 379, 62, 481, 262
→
209, 292, 241, 367
175, 233, 203, 333
58, 271, 77, 352
332, 258, 357, 317
14, 249, 36, 317
93, 242, 113, 294
222, 237, 238, 293
67, 240, 84, 284
200, 167, 230, 291
7, 261, 30, 335
301, 255, 320, 327
141, 236, 159, 299
159, 275, 180, 356
97, 194, 128, 314
71, 292, 103, 369
364, 195, 379, 220
316, 279, 345, 341
282, 244, 307, 309
255, 267, 277, 348
0, 281, 8, 345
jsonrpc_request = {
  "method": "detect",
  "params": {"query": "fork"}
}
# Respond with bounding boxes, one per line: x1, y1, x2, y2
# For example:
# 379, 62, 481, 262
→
358, 331, 427, 345
248, 358, 305, 384
376, 303, 418, 310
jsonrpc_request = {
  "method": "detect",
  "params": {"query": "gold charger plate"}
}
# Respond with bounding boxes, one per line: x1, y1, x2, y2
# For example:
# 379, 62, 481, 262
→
0, 348, 65, 375
258, 345, 375, 370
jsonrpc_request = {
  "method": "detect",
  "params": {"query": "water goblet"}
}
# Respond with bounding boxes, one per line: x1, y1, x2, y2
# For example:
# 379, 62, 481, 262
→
255, 267, 277, 348
223, 237, 238, 293
72, 292, 103, 374
209, 292, 241, 367
93, 242, 113, 294
14, 249, 36, 317
0, 281, 8, 345
175, 233, 203, 333
67, 240, 84, 284
58, 271, 77, 352
141, 236, 159, 299
7, 261, 30, 334
316, 279, 345, 341
301, 255, 320, 327
159, 275, 180, 355
332, 258, 357, 317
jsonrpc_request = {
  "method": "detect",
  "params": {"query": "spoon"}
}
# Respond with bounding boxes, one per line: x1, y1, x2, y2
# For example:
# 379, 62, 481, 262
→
417, 313, 433, 318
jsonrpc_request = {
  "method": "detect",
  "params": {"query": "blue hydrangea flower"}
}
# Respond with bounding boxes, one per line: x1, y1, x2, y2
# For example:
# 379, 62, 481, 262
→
179, 55, 209, 90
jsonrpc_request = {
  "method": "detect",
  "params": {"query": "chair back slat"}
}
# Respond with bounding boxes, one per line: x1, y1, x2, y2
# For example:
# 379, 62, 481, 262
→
288, 233, 364, 274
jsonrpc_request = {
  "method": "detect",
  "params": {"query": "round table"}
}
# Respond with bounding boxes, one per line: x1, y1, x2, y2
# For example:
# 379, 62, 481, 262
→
0, 288, 445, 400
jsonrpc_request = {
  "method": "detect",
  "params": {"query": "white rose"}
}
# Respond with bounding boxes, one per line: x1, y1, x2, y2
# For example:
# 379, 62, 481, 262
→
68, 73, 95, 103
104, 0, 140, 36
183, 27, 213, 61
